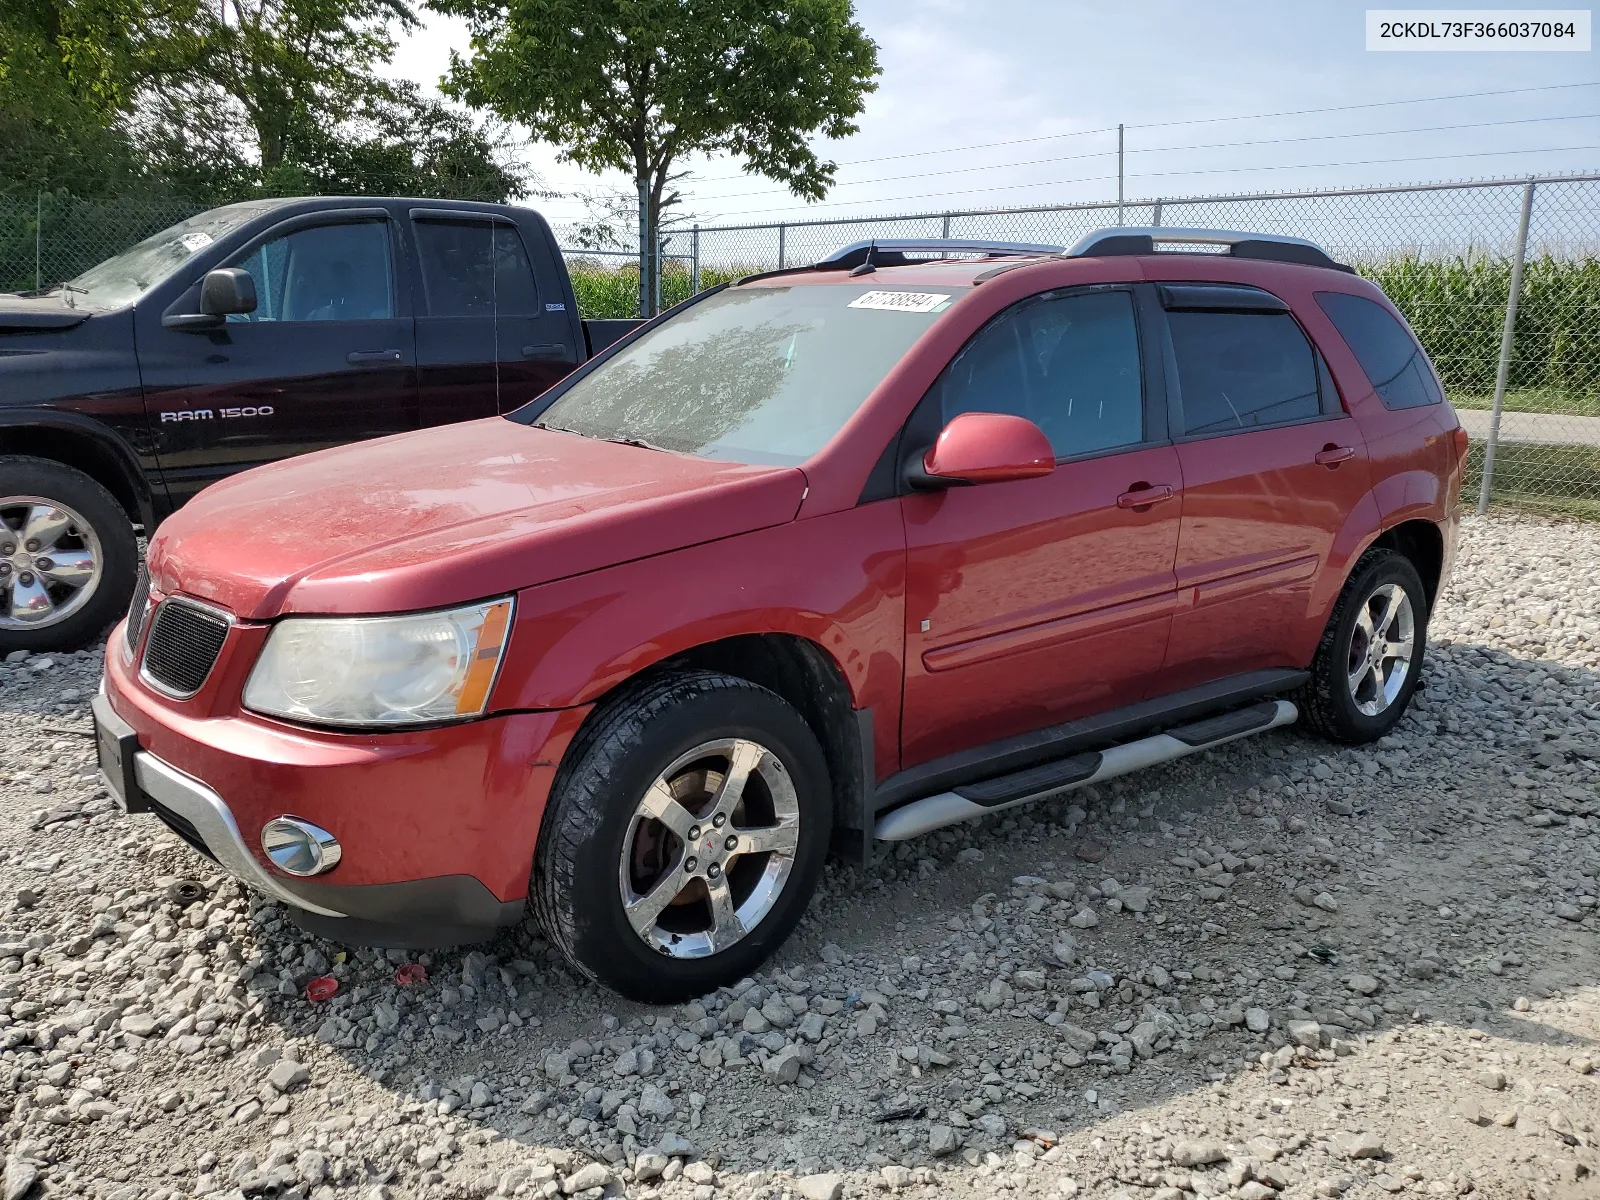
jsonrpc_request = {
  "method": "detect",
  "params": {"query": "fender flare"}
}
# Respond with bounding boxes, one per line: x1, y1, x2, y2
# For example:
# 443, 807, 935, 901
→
0, 409, 158, 530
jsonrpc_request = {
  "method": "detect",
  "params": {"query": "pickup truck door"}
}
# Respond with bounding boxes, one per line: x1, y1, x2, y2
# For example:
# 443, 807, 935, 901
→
408, 210, 580, 426
136, 209, 418, 506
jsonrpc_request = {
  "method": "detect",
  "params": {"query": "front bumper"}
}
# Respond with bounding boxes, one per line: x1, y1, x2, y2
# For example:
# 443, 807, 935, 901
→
98, 619, 590, 947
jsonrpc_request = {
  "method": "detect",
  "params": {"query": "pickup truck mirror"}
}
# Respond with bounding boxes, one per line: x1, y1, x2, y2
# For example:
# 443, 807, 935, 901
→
163, 268, 257, 330
201, 268, 257, 316
910, 412, 1055, 489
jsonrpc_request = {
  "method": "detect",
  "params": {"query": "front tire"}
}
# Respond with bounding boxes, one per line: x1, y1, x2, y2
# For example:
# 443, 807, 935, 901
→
0, 456, 138, 655
1297, 548, 1427, 744
532, 670, 832, 1003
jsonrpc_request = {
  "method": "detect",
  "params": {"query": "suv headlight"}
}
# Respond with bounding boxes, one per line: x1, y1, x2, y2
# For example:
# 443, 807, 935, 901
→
243, 598, 513, 728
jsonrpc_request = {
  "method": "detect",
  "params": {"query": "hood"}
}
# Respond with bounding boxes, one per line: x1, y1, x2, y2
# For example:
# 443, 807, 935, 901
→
0, 293, 93, 330
148, 418, 808, 619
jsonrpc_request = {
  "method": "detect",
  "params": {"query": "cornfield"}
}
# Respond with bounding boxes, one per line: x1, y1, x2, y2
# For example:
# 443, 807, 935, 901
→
1359, 254, 1600, 417
566, 260, 748, 319
569, 254, 1600, 423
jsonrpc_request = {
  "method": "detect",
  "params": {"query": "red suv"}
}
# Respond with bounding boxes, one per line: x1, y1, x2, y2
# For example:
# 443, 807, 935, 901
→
94, 229, 1467, 1002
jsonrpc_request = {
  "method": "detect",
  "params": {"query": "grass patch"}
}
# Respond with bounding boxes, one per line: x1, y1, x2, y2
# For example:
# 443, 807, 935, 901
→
1452, 389, 1600, 417
1467, 439, 1600, 520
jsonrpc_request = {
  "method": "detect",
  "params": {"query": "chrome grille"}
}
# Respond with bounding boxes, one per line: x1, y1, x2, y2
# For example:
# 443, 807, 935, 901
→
140, 599, 231, 698
124, 563, 150, 654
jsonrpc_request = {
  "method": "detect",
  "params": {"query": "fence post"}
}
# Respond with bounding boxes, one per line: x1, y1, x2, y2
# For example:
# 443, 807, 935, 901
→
1151, 198, 1162, 227
942, 214, 952, 239
35, 191, 43, 292
777, 224, 786, 271
655, 236, 666, 315
1477, 179, 1536, 516
691, 225, 700, 295
1116, 124, 1125, 225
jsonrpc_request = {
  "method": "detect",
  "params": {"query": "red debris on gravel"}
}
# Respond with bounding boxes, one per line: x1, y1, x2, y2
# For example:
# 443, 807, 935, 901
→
304, 975, 339, 1003
395, 963, 427, 986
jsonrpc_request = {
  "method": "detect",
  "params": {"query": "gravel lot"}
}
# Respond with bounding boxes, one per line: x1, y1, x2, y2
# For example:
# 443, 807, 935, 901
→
1, 513, 1598, 1200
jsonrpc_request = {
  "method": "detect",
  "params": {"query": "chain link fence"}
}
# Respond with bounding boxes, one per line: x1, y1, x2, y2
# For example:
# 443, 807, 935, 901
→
5, 175, 1597, 517
688, 173, 1600, 519
0, 194, 206, 295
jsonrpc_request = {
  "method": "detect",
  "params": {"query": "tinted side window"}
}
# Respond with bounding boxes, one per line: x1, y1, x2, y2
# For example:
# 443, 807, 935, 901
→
230, 221, 394, 323
938, 289, 1143, 457
1168, 311, 1321, 435
1315, 291, 1442, 410
413, 220, 539, 316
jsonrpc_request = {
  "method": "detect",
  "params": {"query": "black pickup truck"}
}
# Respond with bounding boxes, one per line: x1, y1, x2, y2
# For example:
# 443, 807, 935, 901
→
0, 196, 642, 653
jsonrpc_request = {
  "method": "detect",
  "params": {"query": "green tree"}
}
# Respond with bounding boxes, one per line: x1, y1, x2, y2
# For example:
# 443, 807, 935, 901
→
432, 0, 881, 313
0, 0, 197, 195
2, 0, 533, 202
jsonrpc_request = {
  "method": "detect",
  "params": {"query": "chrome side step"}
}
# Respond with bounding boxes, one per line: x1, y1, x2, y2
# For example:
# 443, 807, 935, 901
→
874, 699, 1297, 842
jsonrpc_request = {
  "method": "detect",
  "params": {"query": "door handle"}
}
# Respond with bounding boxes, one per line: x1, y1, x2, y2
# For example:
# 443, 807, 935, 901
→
347, 349, 403, 364
1116, 484, 1176, 510
1314, 445, 1356, 467
522, 343, 573, 362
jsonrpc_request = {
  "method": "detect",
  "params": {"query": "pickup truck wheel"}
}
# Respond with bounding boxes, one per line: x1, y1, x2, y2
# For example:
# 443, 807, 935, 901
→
1297, 548, 1427, 744
532, 669, 831, 1003
0, 456, 137, 655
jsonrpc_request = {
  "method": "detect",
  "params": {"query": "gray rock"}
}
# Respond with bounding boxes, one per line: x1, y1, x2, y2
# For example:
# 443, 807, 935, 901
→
797, 1174, 844, 1200
118, 1013, 156, 1038
3, 1160, 38, 1200
266, 1060, 310, 1092
929, 1125, 961, 1156
1287, 1020, 1323, 1049
637, 1085, 675, 1120
1245, 1007, 1271, 1034
1059, 1023, 1097, 1053
762, 1046, 804, 1085
1331, 1130, 1385, 1160
1172, 1140, 1227, 1167
633, 1152, 669, 1181
560, 1162, 610, 1193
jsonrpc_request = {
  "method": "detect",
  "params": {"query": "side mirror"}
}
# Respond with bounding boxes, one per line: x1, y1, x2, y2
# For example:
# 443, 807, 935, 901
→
200, 268, 257, 316
913, 412, 1055, 488
163, 268, 257, 330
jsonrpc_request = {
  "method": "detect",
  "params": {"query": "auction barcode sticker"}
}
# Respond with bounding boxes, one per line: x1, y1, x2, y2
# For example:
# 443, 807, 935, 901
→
848, 291, 952, 313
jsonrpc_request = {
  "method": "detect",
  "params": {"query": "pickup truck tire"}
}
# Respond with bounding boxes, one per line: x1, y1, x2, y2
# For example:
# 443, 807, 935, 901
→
532, 669, 832, 1003
0, 456, 138, 655
1297, 548, 1427, 744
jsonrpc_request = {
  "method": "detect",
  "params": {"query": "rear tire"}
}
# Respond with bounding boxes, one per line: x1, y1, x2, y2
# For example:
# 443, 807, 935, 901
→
1297, 548, 1427, 744
532, 669, 832, 1003
0, 456, 138, 655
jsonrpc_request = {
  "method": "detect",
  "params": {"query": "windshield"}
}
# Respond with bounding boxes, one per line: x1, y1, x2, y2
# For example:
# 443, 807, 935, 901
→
527, 282, 967, 465
55, 201, 286, 310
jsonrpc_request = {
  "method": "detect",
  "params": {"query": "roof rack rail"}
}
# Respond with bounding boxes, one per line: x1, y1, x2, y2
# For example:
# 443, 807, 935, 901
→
1066, 227, 1354, 272
734, 238, 1067, 286
818, 239, 1065, 270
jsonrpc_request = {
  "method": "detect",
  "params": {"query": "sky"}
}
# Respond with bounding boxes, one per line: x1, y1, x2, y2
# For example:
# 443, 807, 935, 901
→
388, 0, 1599, 240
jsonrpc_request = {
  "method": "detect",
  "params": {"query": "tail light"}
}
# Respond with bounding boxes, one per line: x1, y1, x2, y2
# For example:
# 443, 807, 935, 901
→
1451, 425, 1469, 462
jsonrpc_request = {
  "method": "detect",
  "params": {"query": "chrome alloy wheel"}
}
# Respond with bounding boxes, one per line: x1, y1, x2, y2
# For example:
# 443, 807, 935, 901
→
1347, 582, 1415, 718
619, 737, 801, 960
0, 497, 103, 630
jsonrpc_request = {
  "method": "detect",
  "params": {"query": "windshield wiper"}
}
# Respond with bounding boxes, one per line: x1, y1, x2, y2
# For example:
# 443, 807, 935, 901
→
538, 422, 668, 454
57, 282, 88, 309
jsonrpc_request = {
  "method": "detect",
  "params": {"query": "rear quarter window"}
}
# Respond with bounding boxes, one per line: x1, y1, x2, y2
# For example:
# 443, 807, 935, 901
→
1314, 291, 1443, 410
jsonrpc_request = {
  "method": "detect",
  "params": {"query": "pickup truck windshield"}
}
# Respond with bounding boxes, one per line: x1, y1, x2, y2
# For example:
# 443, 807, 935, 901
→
528, 283, 967, 465
59, 200, 286, 311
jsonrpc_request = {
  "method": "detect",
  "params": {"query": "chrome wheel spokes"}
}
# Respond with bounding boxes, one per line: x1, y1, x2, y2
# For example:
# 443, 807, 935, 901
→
1346, 582, 1416, 717
0, 497, 104, 629
619, 736, 800, 960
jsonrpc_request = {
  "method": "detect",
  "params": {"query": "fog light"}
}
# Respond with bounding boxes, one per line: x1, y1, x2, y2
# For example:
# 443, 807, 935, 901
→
261, 817, 342, 877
